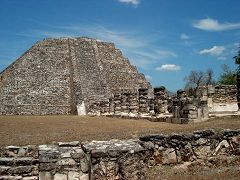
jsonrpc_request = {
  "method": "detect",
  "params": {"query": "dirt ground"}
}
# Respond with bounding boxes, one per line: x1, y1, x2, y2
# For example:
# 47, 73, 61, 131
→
0, 115, 240, 146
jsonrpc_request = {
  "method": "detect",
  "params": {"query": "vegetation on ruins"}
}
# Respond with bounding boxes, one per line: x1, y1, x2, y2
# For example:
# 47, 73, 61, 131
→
218, 64, 237, 85
233, 47, 240, 108
217, 47, 240, 85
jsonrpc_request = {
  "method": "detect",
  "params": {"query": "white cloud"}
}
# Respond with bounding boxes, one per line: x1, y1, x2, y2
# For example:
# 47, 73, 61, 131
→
193, 18, 240, 31
199, 46, 225, 56
180, 33, 190, 40
118, 0, 140, 6
217, 57, 227, 60
134, 49, 176, 60
156, 64, 181, 71
145, 75, 152, 81
155, 50, 177, 58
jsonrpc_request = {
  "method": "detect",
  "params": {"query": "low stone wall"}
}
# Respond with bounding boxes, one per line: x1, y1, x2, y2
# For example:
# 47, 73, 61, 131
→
0, 129, 239, 180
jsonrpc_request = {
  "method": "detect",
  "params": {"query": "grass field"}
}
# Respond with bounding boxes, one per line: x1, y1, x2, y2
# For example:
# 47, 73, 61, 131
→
0, 115, 240, 146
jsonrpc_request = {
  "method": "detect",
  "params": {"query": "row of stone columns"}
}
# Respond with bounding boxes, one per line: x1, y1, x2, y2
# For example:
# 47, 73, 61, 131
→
87, 87, 169, 116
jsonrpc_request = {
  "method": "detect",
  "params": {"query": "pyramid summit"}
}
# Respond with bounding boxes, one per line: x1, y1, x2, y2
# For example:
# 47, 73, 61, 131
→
0, 37, 151, 115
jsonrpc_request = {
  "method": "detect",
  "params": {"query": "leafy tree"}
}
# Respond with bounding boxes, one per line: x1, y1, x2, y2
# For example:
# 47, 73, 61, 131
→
233, 48, 240, 65
218, 64, 236, 85
233, 47, 240, 108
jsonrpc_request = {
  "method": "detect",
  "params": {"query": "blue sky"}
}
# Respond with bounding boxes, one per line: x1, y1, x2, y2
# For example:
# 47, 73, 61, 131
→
0, 0, 240, 91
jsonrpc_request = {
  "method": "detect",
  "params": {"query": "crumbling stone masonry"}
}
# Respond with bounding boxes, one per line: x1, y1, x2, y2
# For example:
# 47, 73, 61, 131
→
201, 85, 238, 114
0, 37, 150, 115
172, 89, 209, 123
0, 129, 240, 179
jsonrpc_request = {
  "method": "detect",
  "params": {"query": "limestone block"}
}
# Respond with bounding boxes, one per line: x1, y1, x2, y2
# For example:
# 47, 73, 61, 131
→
56, 158, 76, 166
68, 171, 79, 180
8, 166, 34, 174
80, 157, 89, 173
22, 177, 38, 180
213, 140, 230, 155
0, 176, 22, 180
58, 141, 80, 147
39, 171, 53, 180
0, 158, 14, 166
162, 148, 177, 165
193, 145, 211, 158
79, 173, 89, 180
54, 173, 67, 180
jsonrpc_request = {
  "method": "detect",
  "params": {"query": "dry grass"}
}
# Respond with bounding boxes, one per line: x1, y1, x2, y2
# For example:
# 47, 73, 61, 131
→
0, 115, 239, 146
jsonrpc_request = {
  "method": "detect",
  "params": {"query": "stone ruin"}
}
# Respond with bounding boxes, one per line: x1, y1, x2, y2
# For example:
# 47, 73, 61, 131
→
0, 37, 151, 116
0, 129, 240, 179
171, 85, 240, 123
171, 89, 209, 123
0, 37, 239, 123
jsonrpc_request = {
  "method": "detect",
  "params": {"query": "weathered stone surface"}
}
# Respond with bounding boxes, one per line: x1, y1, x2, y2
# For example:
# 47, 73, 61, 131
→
0, 176, 22, 180
80, 157, 89, 173
39, 171, 53, 180
213, 140, 230, 155
58, 141, 79, 147
0, 158, 14, 166
39, 163, 56, 171
79, 173, 89, 180
56, 158, 76, 166
8, 166, 34, 174
0, 129, 240, 180
0, 37, 150, 116
162, 148, 177, 164
141, 142, 154, 150
22, 176, 38, 180
193, 146, 212, 158
14, 157, 37, 166
67, 171, 79, 180
0, 166, 10, 175
70, 148, 85, 162
54, 173, 67, 180
83, 139, 144, 158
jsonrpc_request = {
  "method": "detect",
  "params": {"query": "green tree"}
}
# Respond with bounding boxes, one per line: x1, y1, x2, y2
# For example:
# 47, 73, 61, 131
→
218, 64, 236, 85
233, 47, 240, 108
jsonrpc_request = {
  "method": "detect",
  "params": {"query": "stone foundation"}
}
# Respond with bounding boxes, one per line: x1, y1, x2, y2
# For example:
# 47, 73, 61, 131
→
0, 129, 239, 180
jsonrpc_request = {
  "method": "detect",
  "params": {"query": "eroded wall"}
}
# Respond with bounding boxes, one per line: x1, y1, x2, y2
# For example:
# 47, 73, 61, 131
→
0, 129, 239, 180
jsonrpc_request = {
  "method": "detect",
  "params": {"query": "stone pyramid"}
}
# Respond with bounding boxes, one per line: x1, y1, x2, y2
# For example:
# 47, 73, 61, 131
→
0, 37, 150, 115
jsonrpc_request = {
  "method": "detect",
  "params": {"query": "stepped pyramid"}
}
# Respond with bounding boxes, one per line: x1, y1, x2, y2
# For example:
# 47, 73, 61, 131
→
0, 37, 151, 115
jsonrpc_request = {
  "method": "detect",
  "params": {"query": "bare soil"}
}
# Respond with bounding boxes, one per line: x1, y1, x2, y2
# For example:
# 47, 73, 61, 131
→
0, 115, 239, 146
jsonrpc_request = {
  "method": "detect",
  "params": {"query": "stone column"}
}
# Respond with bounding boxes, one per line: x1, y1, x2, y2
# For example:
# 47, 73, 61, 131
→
172, 99, 180, 118
201, 100, 209, 119
114, 94, 121, 115
182, 104, 197, 121
121, 92, 130, 115
129, 92, 139, 116
100, 100, 110, 115
154, 86, 167, 115
138, 88, 150, 116
109, 97, 115, 115
149, 98, 154, 115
